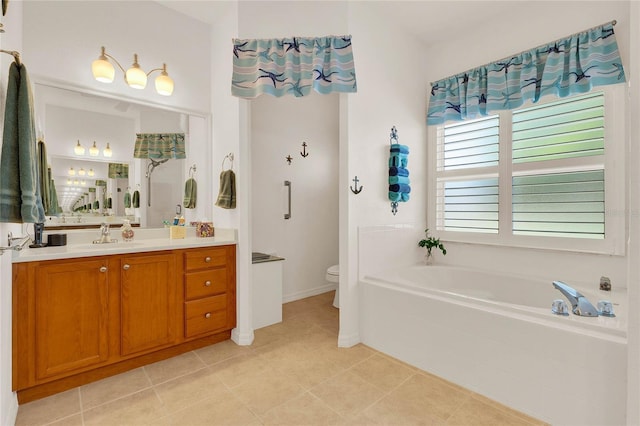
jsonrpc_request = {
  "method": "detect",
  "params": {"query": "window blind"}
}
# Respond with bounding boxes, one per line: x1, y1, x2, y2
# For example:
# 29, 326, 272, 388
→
441, 116, 499, 170
438, 178, 499, 233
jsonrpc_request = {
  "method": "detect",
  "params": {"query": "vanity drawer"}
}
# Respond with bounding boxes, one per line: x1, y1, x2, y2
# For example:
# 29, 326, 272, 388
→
185, 247, 228, 271
184, 295, 227, 338
185, 269, 227, 300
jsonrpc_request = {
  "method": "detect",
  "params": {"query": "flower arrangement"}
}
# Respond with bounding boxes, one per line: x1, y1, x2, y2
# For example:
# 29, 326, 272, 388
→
418, 229, 447, 258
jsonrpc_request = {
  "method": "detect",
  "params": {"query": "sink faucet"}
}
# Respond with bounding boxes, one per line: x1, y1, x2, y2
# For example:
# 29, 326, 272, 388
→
552, 281, 599, 317
93, 223, 112, 244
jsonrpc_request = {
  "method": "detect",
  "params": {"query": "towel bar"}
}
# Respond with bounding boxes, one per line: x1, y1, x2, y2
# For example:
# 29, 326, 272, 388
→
0, 232, 30, 255
284, 180, 291, 219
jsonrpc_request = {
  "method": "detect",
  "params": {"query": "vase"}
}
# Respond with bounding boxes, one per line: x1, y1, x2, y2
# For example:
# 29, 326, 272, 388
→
121, 219, 134, 242
424, 252, 434, 265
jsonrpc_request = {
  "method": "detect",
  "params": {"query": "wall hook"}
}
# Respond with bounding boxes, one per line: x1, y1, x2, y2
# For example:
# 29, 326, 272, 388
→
350, 176, 363, 194
300, 141, 309, 158
286, 155, 293, 165
391, 201, 398, 215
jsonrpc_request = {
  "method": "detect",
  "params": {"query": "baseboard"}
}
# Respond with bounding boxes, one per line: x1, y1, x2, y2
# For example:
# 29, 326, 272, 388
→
337, 331, 360, 348
2, 392, 18, 426
282, 283, 336, 304
231, 327, 254, 346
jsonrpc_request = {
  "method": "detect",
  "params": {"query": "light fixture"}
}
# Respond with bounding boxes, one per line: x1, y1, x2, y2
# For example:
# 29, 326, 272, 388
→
88, 169, 95, 177
73, 179, 79, 185
68, 167, 76, 176
81, 180, 86, 186
78, 168, 86, 176
66, 178, 72, 185
74, 140, 85, 155
103, 143, 113, 158
89, 141, 99, 157
91, 46, 174, 96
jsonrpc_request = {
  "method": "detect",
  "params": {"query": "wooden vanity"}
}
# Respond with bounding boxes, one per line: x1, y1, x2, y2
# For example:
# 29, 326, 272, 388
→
12, 242, 236, 403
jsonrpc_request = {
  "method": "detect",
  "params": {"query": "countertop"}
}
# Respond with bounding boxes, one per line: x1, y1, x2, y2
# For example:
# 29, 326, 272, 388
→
12, 227, 237, 263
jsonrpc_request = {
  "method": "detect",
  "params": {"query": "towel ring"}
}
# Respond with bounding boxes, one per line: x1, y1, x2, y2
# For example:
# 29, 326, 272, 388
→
222, 153, 234, 171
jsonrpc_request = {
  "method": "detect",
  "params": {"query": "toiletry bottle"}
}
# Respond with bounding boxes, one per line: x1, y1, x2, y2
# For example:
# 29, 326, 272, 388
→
121, 219, 134, 242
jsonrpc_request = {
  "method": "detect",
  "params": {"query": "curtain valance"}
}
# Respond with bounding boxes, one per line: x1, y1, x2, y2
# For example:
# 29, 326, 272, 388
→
427, 21, 625, 125
133, 133, 186, 159
231, 35, 357, 99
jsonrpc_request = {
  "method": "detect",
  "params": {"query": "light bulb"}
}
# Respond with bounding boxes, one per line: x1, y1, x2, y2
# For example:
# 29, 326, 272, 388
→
125, 54, 147, 89
155, 64, 174, 96
92, 47, 115, 83
78, 168, 86, 176
89, 141, 99, 157
88, 169, 95, 177
74, 140, 85, 155
68, 167, 76, 176
103, 143, 113, 158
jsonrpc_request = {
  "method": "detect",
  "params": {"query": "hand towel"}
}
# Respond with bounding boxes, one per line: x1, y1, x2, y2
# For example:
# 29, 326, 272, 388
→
389, 183, 411, 194
388, 166, 409, 177
49, 178, 60, 214
183, 177, 197, 209
0, 62, 45, 223
388, 191, 402, 202
390, 144, 409, 155
37, 140, 51, 215
132, 190, 140, 208
389, 176, 410, 185
106, 197, 112, 209
124, 191, 131, 208
215, 170, 236, 209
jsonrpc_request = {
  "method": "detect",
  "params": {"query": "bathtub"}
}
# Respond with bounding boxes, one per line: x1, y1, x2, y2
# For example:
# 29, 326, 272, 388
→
359, 265, 627, 426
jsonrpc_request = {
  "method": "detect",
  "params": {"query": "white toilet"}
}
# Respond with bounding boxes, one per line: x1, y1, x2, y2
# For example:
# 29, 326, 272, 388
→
326, 264, 340, 308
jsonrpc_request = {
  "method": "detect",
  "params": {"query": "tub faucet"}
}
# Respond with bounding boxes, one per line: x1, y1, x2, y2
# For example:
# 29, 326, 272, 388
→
552, 281, 599, 317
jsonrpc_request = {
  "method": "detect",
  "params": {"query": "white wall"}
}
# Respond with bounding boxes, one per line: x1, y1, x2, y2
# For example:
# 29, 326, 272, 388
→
251, 93, 339, 301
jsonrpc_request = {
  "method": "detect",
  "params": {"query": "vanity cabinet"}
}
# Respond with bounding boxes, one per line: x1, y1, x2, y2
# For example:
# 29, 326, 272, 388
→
13, 244, 236, 403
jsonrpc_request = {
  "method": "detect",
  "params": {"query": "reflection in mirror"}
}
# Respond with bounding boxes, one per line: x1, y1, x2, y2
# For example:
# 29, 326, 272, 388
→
34, 82, 197, 228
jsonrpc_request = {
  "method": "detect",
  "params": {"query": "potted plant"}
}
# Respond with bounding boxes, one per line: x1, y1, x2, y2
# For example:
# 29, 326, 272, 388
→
418, 229, 446, 264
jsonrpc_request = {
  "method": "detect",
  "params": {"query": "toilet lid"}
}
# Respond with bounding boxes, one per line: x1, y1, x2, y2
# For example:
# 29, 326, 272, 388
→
327, 265, 339, 276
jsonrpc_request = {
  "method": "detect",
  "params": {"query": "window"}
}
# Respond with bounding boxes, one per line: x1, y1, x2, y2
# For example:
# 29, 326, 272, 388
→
429, 87, 625, 254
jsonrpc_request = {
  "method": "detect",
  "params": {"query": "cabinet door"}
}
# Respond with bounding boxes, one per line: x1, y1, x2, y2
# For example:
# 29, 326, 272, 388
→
34, 258, 110, 380
120, 252, 178, 356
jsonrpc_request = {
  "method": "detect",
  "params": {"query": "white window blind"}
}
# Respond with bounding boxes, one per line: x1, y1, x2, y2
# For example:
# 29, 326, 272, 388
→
441, 116, 499, 170
438, 178, 499, 233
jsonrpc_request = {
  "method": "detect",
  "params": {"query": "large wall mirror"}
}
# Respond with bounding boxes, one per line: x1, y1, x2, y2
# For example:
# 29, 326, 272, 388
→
35, 82, 206, 229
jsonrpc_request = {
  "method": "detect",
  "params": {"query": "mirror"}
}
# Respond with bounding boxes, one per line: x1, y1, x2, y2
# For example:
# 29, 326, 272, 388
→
34, 82, 199, 229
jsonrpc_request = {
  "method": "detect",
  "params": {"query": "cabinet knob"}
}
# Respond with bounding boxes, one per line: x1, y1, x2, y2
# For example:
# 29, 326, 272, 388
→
204, 256, 211, 263
204, 312, 211, 319
204, 280, 212, 287
123, 264, 130, 270
99, 266, 107, 273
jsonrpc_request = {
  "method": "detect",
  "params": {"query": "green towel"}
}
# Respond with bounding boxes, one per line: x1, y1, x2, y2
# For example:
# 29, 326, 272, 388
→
132, 190, 140, 208
106, 197, 112, 209
215, 170, 236, 209
0, 62, 45, 223
49, 178, 60, 214
37, 141, 51, 215
183, 177, 197, 209
124, 191, 131, 208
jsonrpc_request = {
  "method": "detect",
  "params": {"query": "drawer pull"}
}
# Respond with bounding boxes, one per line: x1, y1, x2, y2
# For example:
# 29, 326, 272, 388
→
204, 312, 211, 319
204, 280, 212, 287
123, 264, 130, 270
205, 256, 211, 263
99, 266, 107, 273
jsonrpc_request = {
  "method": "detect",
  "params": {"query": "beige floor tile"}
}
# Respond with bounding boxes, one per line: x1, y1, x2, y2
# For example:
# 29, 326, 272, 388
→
314, 342, 375, 371
468, 394, 550, 426
82, 388, 166, 426
154, 367, 228, 413
310, 371, 385, 418
279, 347, 341, 389
143, 350, 207, 385
194, 338, 254, 365
261, 392, 341, 426
80, 367, 151, 410
211, 351, 276, 388
166, 393, 261, 426
445, 397, 534, 426
46, 413, 84, 426
350, 353, 415, 391
230, 369, 306, 415
15, 389, 80, 426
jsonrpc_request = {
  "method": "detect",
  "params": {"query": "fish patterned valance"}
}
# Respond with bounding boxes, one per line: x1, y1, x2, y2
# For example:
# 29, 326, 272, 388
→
133, 133, 186, 159
427, 21, 626, 125
231, 35, 357, 99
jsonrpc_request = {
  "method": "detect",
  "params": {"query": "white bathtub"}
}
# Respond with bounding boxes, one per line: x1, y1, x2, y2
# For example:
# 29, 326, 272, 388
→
359, 265, 627, 426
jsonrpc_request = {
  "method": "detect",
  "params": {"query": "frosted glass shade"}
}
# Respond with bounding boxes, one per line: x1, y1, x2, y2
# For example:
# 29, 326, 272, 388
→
126, 65, 147, 89
89, 142, 99, 157
92, 57, 115, 83
78, 168, 86, 176
155, 73, 174, 96
74, 140, 85, 155
103, 143, 113, 158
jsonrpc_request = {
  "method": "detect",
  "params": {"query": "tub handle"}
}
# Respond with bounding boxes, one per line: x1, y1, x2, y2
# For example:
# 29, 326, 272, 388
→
551, 299, 569, 316
597, 300, 616, 317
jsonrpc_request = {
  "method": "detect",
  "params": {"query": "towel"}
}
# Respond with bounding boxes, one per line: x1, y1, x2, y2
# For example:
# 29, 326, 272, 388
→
0, 62, 45, 223
183, 177, 197, 209
37, 140, 51, 214
106, 197, 112, 209
215, 170, 236, 209
389, 176, 410, 185
389, 183, 411, 194
49, 178, 60, 214
124, 191, 131, 208
390, 144, 409, 155
132, 190, 140, 208
388, 166, 409, 177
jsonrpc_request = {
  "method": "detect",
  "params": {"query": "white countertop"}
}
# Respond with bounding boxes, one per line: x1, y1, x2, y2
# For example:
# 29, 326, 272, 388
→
12, 227, 237, 263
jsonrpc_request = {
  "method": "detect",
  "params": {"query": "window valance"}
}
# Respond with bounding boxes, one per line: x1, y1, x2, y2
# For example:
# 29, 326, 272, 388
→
133, 133, 186, 159
427, 21, 625, 125
231, 35, 357, 99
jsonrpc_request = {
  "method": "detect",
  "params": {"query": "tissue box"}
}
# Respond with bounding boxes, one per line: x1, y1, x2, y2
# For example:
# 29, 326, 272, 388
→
169, 226, 186, 239
196, 222, 214, 238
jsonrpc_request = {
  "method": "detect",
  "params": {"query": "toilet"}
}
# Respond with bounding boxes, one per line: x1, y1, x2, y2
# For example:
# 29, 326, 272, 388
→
326, 264, 340, 308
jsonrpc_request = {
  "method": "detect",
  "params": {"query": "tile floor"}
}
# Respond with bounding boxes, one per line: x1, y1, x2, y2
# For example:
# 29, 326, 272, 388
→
15, 291, 547, 426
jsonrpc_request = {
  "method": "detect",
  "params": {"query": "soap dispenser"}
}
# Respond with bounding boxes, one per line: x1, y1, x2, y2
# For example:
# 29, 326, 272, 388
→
121, 219, 134, 242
